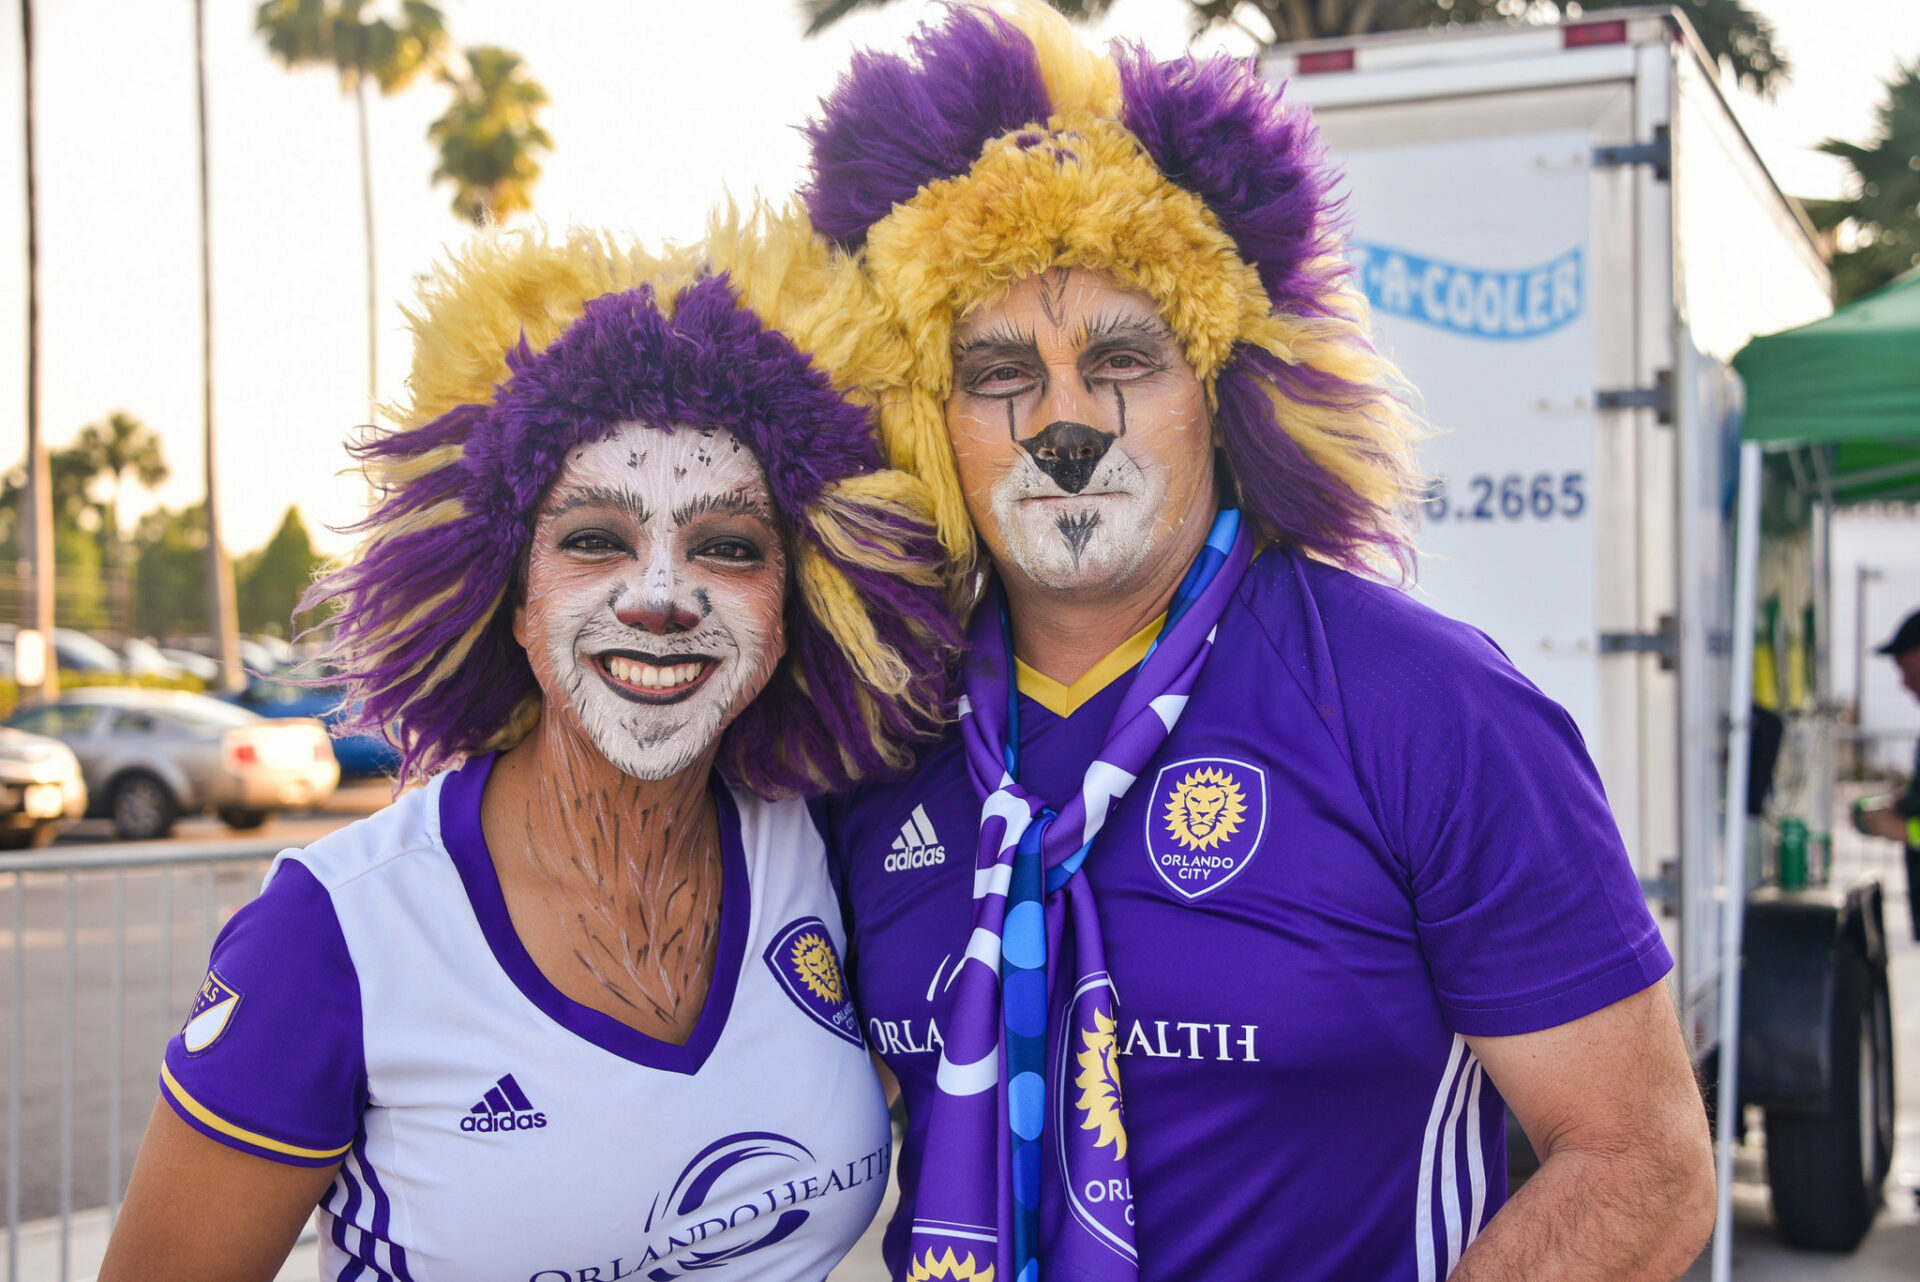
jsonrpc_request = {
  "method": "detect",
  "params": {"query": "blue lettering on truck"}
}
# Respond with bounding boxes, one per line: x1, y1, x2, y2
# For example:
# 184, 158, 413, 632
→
1347, 242, 1583, 340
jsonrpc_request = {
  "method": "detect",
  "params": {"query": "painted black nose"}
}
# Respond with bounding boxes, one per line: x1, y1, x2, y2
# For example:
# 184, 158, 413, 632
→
1020, 420, 1115, 494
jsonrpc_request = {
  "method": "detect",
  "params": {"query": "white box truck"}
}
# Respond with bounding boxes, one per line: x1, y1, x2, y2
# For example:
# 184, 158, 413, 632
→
1265, 6, 1895, 1260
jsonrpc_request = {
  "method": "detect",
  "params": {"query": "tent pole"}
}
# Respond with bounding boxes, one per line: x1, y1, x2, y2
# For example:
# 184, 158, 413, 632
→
1711, 440, 1764, 1282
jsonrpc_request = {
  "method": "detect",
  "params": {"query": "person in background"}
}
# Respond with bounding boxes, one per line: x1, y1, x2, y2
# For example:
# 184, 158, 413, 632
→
1856, 608, 1920, 940
804, 5, 1716, 1280
98, 210, 957, 1282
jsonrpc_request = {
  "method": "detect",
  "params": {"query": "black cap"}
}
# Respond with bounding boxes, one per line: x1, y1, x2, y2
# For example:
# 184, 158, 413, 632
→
1876, 609, 1920, 656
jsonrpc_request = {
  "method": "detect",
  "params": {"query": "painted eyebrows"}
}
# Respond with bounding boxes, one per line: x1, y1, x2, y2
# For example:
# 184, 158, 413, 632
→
952, 322, 1041, 363
669, 485, 777, 529
1073, 310, 1177, 350
540, 486, 653, 525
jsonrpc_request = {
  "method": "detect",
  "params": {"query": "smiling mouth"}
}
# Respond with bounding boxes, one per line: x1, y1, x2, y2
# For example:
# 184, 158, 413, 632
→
594, 652, 718, 704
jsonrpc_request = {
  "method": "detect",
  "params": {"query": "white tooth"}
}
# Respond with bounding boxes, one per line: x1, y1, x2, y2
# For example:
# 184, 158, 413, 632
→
642, 665, 662, 688
678, 663, 697, 684
610, 657, 630, 682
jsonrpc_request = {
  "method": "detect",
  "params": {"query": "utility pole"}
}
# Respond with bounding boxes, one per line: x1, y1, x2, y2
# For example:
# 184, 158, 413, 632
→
19, 0, 55, 698
195, 0, 242, 691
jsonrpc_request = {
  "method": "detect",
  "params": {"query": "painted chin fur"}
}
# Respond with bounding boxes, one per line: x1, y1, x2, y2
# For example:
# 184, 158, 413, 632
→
989, 449, 1161, 590
553, 623, 755, 781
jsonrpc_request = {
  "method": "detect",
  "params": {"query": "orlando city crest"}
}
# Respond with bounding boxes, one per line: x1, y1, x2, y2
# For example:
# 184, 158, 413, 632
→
763, 917, 863, 1046
1144, 757, 1267, 901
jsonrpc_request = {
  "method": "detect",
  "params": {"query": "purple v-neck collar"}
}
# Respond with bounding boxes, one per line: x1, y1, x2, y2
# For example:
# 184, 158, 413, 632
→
438, 753, 750, 1075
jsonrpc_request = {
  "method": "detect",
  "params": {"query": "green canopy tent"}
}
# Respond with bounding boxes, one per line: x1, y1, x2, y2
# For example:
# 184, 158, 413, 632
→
1708, 268, 1919, 1277
1735, 266, 1920, 500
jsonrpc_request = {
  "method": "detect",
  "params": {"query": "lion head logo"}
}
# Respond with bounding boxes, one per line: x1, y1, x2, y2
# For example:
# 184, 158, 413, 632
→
1073, 1006, 1128, 1160
788, 931, 845, 1006
1164, 766, 1246, 851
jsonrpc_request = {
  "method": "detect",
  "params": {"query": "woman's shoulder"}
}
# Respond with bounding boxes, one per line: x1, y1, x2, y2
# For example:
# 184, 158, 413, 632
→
282, 773, 451, 895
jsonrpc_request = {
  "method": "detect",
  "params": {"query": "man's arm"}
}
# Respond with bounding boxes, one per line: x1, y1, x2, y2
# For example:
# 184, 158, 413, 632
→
1451, 980, 1715, 1282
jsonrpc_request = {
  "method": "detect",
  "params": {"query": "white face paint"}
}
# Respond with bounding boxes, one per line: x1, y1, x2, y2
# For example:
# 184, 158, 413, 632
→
515, 423, 788, 781
945, 268, 1216, 597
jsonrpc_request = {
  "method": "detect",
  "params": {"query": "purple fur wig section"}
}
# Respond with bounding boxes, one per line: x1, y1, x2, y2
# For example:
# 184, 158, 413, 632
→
1215, 344, 1413, 578
1115, 45, 1347, 316
801, 5, 1050, 247
306, 275, 958, 796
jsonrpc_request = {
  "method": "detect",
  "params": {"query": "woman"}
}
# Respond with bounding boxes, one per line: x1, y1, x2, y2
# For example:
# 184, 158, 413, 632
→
99, 211, 956, 1282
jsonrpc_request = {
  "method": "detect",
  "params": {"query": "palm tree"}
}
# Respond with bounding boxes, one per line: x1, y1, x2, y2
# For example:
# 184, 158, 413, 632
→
199, 0, 243, 687
428, 45, 553, 226
255, 0, 448, 423
803, 0, 1789, 99
17, 0, 55, 694
1804, 62, 1920, 304
72, 411, 169, 632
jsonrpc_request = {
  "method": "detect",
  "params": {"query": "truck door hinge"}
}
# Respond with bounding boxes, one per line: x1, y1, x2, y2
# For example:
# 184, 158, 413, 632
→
1593, 126, 1671, 181
1596, 368, 1673, 423
1599, 614, 1678, 670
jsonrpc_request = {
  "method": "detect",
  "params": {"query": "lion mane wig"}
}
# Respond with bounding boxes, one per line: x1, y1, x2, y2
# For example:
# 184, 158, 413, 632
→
803, 1, 1424, 590
302, 206, 958, 795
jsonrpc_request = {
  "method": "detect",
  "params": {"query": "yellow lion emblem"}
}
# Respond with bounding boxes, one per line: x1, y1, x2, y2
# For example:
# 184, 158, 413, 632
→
1164, 766, 1246, 852
789, 931, 845, 1005
1073, 1006, 1128, 1160
909, 1247, 994, 1280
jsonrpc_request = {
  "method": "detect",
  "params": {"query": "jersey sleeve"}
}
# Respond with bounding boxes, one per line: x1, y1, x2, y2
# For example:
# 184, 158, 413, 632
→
1307, 566, 1673, 1038
159, 857, 366, 1166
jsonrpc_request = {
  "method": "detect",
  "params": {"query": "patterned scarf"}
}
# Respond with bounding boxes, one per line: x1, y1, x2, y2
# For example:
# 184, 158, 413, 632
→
908, 512, 1250, 1282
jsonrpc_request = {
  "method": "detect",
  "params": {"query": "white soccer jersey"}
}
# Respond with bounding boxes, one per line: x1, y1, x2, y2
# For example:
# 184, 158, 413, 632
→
161, 754, 891, 1282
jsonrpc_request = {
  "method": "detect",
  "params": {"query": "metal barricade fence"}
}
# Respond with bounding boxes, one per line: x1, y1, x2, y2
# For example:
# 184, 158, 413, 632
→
0, 841, 286, 1282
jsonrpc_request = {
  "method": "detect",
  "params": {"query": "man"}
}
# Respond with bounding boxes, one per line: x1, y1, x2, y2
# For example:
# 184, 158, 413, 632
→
806, 6, 1715, 1280
1857, 608, 1920, 940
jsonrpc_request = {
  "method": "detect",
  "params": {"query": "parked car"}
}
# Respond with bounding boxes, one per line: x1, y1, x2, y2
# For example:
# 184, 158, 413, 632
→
122, 637, 194, 683
226, 671, 401, 778
5, 688, 339, 840
0, 727, 87, 849
51, 627, 126, 674
157, 648, 221, 683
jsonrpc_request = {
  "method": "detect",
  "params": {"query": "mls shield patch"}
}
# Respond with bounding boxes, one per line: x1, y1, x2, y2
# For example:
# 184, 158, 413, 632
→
181, 969, 242, 1055
1145, 757, 1267, 901
763, 917, 863, 1046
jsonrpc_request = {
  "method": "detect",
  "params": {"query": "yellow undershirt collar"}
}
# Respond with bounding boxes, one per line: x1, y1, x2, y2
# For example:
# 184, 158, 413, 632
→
1015, 613, 1166, 718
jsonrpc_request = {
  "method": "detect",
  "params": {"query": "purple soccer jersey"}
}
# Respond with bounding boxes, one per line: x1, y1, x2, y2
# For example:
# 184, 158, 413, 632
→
826, 549, 1672, 1281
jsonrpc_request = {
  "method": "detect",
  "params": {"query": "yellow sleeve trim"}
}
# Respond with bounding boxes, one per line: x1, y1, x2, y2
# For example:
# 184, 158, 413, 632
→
1015, 613, 1165, 719
160, 1061, 352, 1161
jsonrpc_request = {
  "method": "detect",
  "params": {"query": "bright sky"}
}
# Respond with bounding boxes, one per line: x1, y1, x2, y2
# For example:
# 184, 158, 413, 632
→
0, 0, 1912, 557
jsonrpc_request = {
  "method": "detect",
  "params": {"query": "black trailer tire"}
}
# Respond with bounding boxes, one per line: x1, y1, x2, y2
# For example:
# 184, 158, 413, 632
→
1764, 949, 1888, 1251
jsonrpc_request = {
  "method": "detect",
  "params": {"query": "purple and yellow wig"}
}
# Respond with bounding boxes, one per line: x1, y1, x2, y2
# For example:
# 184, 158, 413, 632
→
803, 1, 1424, 587
303, 209, 958, 795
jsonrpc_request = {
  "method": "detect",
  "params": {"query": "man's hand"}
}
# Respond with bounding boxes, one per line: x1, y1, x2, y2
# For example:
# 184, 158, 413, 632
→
1451, 981, 1715, 1282
1858, 802, 1911, 843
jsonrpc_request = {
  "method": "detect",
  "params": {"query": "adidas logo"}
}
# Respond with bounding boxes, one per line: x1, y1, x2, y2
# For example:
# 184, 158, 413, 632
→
459, 1073, 548, 1134
885, 804, 946, 872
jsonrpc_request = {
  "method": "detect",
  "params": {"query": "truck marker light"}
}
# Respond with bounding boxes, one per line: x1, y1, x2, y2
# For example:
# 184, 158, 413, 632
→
1563, 20, 1627, 48
1296, 49, 1355, 74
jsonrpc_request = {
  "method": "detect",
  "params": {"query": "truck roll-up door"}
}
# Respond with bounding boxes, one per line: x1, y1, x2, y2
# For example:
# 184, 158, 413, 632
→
1305, 82, 1646, 863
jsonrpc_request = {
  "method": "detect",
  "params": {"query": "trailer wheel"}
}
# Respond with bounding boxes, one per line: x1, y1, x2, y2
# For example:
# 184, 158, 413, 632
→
1763, 948, 1890, 1251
